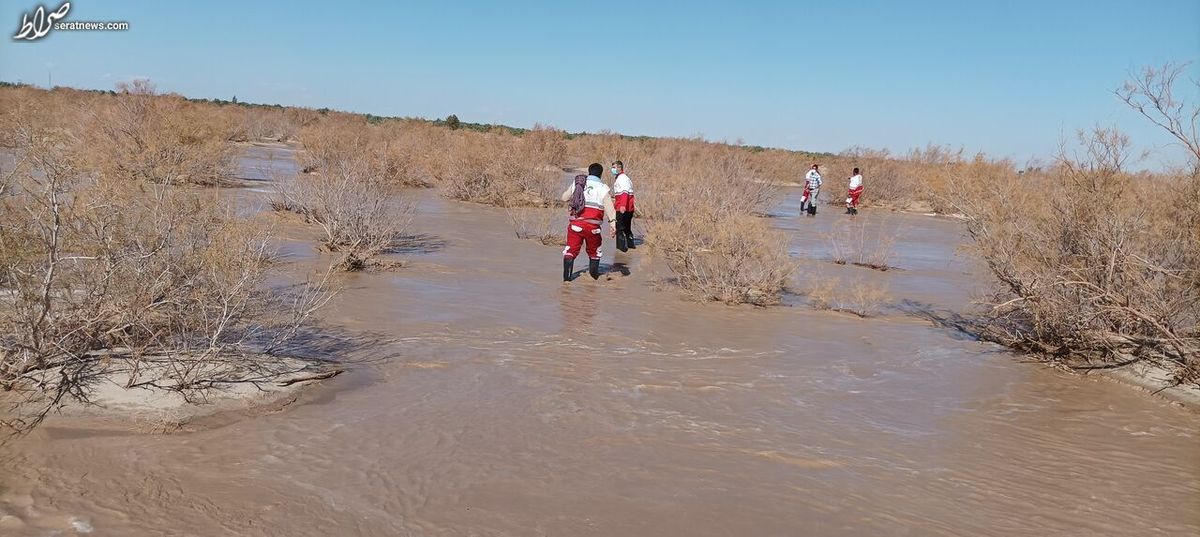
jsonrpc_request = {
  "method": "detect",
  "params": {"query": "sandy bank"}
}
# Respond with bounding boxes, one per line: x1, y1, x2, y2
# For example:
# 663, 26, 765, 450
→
6, 357, 343, 435
1097, 362, 1200, 411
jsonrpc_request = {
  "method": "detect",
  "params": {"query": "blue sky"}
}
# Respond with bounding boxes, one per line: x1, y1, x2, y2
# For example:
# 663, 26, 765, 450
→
1, 0, 1197, 167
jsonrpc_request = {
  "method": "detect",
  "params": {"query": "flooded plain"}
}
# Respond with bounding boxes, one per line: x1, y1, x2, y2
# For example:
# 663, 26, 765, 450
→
1, 150, 1197, 536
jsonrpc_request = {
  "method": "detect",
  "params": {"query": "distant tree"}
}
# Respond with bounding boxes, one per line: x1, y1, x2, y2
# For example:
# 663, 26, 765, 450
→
232, 95, 238, 104
445, 114, 461, 130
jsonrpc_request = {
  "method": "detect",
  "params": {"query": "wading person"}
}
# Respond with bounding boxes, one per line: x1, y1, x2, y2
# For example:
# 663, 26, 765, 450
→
845, 167, 864, 215
801, 163, 822, 216
561, 163, 617, 281
611, 160, 636, 251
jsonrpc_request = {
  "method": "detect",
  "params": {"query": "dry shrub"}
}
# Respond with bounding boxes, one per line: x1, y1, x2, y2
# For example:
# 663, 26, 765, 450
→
806, 276, 890, 317
84, 80, 237, 186
276, 152, 414, 271
949, 64, 1200, 384
957, 125, 1199, 383
827, 216, 899, 270
298, 115, 433, 188
297, 115, 367, 172
506, 206, 565, 246
0, 119, 332, 434
651, 210, 793, 305
231, 106, 318, 143
625, 139, 779, 221
436, 129, 563, 206
525, 123, 568, 168
585, 138, 791, 305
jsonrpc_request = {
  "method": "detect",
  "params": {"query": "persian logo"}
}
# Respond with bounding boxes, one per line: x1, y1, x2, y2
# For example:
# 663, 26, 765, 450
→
12, 1, 128, 41
12, 1, 70, 40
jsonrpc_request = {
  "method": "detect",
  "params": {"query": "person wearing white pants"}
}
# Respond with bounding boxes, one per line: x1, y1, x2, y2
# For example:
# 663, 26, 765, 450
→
801, 164, 822, 216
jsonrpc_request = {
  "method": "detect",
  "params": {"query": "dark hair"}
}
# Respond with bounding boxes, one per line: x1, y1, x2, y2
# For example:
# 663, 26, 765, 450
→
588, 163, 604, 177
612, 160, 624, 169
853, 167, 860, 174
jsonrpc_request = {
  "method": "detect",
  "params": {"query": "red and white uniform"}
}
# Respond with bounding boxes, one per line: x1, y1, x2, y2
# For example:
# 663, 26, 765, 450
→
613, 172, 635, 213
562, 177, 613, 260
846, 174, 863, 208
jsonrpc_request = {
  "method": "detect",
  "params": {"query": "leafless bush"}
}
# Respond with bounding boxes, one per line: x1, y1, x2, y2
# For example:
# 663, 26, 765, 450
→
506, 206, 566, 246
276, 150, 414, 271
297, 116, 432, 188
84, 80, 237, 186
233, 106, 313, 143
827, 217, 899, 270
947, 64, 1200, 385
0, 120, 334, 435
436, 131, 562, 206
650, 210, 793, 305
624, 141, 790, 305
632, 141, 779, 221
806, 276, 890, 317
957, 122, 1199, 383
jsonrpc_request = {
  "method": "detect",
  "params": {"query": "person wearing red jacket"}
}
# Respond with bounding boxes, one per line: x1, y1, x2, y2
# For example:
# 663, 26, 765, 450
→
611, 160, 636, 251
560, 163, 617, 281
845, 167, 864, 215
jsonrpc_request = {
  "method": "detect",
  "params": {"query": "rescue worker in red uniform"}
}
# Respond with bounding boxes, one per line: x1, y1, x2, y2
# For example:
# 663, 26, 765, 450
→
561, 163, 617, 281
611, 160, 636, 251
845, 167, 864, 215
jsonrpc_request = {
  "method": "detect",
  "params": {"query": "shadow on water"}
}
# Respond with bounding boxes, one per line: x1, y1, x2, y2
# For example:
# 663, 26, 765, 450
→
270, 327, 405, 367
388, 233, 449, 255
898, 298, 985, 342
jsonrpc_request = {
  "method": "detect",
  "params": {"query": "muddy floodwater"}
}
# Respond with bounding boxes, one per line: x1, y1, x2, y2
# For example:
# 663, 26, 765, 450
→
2, 149, 1197, 536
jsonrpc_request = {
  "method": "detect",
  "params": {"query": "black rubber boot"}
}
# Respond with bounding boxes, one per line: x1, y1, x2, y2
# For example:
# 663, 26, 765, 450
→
625, 214, 637, 249
588, 259, 601, 280
563, 258, 574, 281
615, 221, 628, 252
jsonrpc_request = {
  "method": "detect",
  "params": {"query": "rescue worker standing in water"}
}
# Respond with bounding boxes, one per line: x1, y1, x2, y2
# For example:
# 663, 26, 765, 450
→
561, 163, 617, 281
611, 160, 636, 251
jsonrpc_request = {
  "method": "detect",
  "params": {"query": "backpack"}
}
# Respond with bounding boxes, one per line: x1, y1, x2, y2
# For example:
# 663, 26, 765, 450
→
568, 174, 588, 217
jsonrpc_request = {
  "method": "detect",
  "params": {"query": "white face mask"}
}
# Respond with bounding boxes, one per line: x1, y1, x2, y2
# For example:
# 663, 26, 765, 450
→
611, 167, 620, 176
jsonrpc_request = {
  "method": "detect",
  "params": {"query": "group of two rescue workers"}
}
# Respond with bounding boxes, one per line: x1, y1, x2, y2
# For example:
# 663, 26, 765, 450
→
800, 164, 865, 217
559, 160, 866, 282
560, 161, 636, 282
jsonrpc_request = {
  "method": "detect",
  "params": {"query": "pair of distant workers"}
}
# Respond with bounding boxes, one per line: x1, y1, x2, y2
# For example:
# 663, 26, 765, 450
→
800, 164, 864, 217
560, 161, 636, 281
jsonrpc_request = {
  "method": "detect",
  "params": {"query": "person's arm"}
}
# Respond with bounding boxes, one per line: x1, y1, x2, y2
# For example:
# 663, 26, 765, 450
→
560, 183, 575, 202
604, 193, 617, 233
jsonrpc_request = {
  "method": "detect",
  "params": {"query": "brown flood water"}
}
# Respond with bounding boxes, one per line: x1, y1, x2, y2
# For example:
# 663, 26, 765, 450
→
2, 150, 1197, 536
